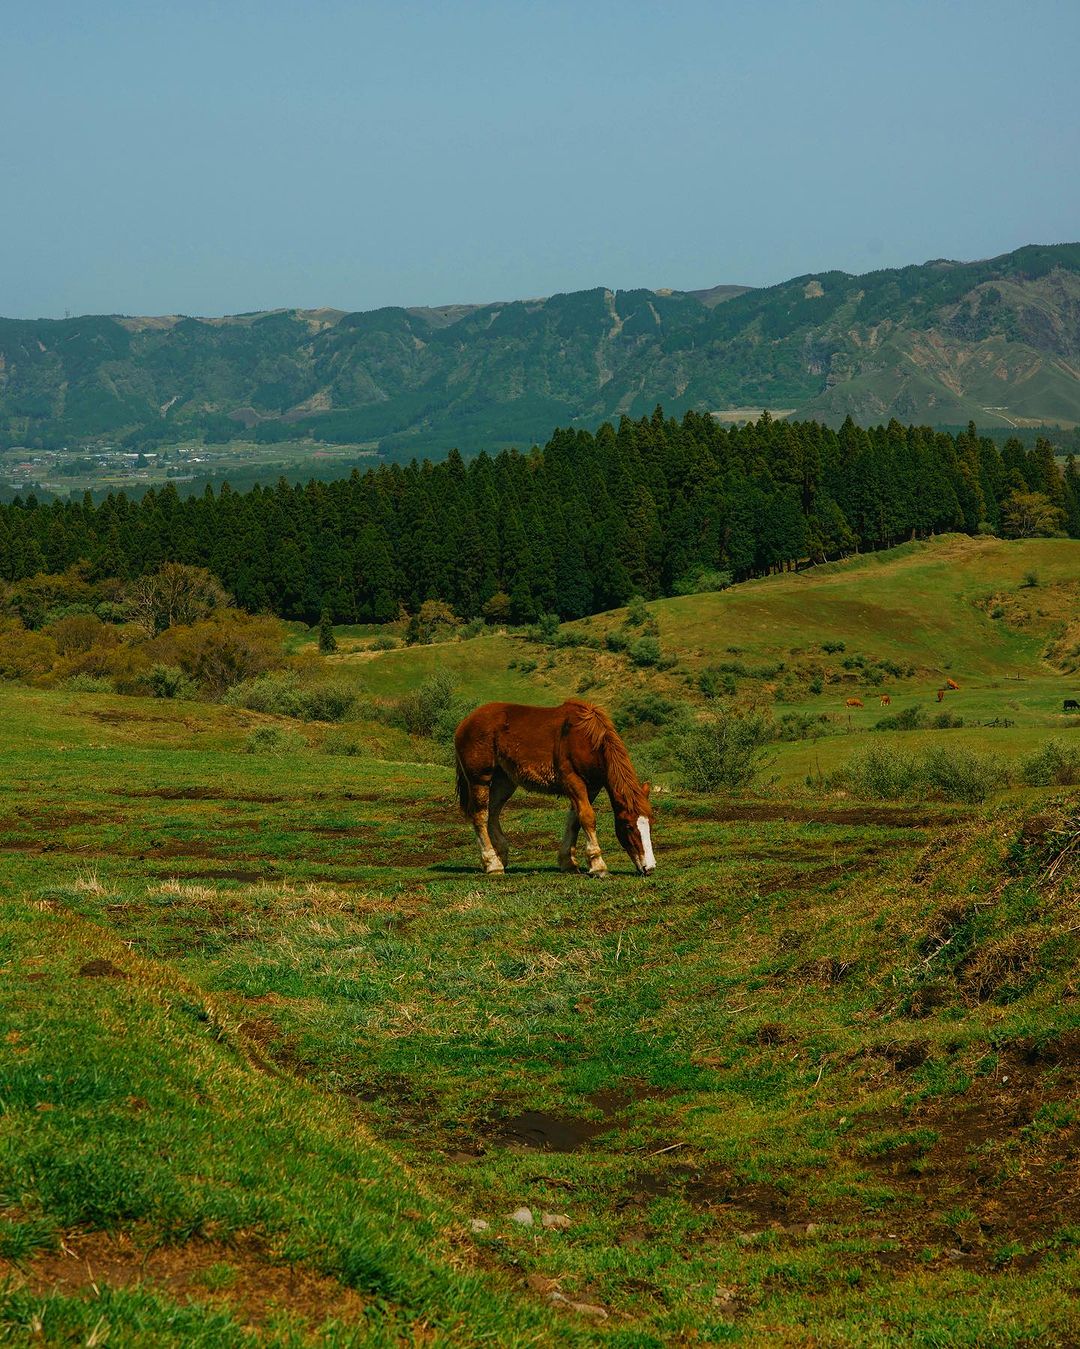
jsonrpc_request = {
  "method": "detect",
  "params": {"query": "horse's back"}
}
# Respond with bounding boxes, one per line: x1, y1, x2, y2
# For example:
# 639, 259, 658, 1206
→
455, 700, 581, 790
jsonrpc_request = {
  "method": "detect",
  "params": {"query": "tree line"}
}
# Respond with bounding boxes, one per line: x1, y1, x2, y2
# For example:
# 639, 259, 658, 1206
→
0, 411, 1077, 625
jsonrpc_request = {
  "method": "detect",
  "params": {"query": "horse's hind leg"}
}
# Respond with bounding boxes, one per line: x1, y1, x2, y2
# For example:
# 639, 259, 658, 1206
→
469, 783, 504, 875
488, 772, 515, 870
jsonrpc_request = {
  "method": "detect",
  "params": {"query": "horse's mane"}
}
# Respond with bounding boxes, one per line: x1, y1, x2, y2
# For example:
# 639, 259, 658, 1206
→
565, 700, 651, 816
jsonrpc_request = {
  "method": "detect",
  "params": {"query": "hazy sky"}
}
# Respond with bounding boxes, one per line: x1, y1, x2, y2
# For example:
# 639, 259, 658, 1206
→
3, 0, 1078, 318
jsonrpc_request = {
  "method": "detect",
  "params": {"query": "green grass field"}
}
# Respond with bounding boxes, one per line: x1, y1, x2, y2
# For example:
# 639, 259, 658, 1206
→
3, 535, 1080, 1345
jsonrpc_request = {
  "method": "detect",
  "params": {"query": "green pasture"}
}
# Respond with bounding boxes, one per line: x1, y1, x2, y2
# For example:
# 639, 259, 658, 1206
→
2, 684, 1079, 1345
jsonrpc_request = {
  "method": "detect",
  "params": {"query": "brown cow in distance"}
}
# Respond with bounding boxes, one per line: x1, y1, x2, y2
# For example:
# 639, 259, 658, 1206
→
936, 689, 945, 703
880, 694, 891, 706
845, 698, 864, 708
946, 678, 960, 690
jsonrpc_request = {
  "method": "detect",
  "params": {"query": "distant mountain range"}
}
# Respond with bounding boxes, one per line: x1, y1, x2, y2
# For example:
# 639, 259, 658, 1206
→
2, 242, 1078, 456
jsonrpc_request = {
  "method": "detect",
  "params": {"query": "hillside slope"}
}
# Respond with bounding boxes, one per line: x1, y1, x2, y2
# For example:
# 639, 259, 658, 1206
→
1, 244, 1079, 455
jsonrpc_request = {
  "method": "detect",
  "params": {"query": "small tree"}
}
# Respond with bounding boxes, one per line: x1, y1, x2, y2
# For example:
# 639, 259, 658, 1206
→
1000, 491, 1065, 539
481, 591, 512, 625
127, 564, 229, 636
318, 608, 337, 654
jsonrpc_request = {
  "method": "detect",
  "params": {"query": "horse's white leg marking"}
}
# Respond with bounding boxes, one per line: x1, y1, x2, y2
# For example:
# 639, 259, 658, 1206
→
637, 815, 655, 872
471, 808, 503, 875
558, 807, 580, 872
583, 824, 607, 876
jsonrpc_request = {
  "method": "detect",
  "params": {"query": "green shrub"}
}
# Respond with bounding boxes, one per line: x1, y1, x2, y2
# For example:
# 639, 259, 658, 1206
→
919, 745, 1009, 803
829, 744, 924, 800
145, 664, 195, 700
1021, 739, 1080, 787
370, 634, 398, 651
776, 711, 831, 742
931, 711, 964, 729
321, 729, 366, 757
624, 595, 650, 627
875, 705, 924, 731
605, 630, 629, 653
223, 671, 355, 722
459, 618, 485, 640
244, 726, 305, 755
672, 567, 733, 596
699, 667, 737, 698
1021, 571, 1040, 589
628, 637, 662, 668
831, 744, 1008, 803
61, 673, 113, 693
821, 640, 846, 654
392, 671, 460, 741
674, 709, 774, 792
615, 692, 687, 731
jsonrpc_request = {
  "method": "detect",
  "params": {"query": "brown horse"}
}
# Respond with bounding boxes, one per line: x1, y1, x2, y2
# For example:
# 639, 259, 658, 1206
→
880, 694, 891, 707
946, 678, 960, 691
454, 699, 654, 877
845, 697, 864, 708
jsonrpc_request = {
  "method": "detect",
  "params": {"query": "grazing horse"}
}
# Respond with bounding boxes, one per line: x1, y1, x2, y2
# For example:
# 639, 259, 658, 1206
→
454, 699, 654, 877
880, 694, 891, 707
946, 678, 960, 691
1065, 698, 1080, 712
845, 697, 864, 708
936, 689, 945, 703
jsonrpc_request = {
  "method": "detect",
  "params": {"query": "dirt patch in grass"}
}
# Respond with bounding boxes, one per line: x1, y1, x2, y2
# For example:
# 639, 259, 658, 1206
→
3, 1228, 368, 1333
846, 1038, 1080, 1270
77, 958, 128, 978
108, 786, 287, 804
489, 1085, 671, 1154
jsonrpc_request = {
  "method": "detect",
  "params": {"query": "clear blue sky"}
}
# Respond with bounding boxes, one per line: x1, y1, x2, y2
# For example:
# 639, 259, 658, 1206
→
3, 0, 1078, 318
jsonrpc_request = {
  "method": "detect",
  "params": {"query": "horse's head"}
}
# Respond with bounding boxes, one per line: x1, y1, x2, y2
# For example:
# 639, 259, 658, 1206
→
613, 783, 655, 876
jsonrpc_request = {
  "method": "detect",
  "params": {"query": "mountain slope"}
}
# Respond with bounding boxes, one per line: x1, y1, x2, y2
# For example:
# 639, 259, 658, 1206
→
1, 243, 1079, 455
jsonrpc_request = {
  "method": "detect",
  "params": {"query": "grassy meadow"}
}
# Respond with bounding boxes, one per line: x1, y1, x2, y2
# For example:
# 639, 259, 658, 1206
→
3, 534, 1080, 1345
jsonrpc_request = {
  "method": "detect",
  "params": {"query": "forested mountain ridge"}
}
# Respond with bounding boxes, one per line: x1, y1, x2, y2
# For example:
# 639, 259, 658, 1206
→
2, 410, 1077, 626
2, 243, 1079, 456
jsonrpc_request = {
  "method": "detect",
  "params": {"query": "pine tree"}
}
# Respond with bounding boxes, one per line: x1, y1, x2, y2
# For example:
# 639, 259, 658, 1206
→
318, 607, 337, 653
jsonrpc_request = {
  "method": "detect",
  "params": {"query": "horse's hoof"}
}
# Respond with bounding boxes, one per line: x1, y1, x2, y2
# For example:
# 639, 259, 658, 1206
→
587, 868, 608, 879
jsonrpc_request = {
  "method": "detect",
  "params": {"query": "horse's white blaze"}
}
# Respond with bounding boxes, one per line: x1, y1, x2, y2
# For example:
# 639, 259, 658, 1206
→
637, 815, 655, 871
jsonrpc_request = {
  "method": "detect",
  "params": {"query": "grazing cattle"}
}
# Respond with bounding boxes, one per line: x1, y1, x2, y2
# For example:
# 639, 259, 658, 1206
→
880, 694, 891, 707
936, 689, 945, 703
845, 698, 864, 708
946, 678, 960, 690
455, 699, 654, 877
1065, 698, 1080, 712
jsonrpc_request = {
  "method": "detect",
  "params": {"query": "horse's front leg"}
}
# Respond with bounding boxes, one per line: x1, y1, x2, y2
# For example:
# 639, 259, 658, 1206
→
557, 806, 580, 873
566, 778, 606, 876
470, 785, 504, 875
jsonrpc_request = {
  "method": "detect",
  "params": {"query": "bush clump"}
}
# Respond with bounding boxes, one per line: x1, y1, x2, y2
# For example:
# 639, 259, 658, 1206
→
145, 665, 195, 700
672, 567, 733, 596
875, 705, 925, 731
1021, 739, 1080, 787
392, 671, 460, 742
615, 692, 687, 731
628, 637, 662, 668
832, 744, 1009, 803
674, 709, 774, 792
244, 726, 306, 755
224, 671, 356, 722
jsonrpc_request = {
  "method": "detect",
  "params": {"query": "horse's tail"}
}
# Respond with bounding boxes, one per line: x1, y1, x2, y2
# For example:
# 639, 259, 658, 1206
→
455, 752, 474, 816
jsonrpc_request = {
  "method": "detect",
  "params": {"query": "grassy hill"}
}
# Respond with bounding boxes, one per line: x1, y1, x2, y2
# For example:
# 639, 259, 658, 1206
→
3, 244, 1080, 461
3, 535, 1080, 1343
